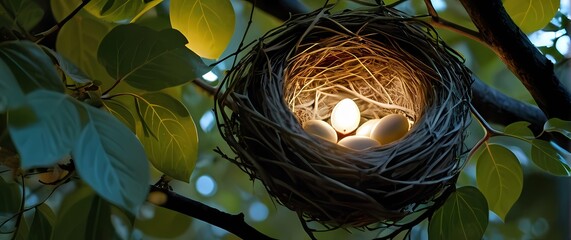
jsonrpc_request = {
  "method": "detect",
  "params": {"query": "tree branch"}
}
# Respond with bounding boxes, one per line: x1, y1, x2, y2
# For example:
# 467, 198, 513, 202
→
193, 78, 218, 95
471, 76, 547, 133
459, 0, 571, 120
149, 185, 276, 240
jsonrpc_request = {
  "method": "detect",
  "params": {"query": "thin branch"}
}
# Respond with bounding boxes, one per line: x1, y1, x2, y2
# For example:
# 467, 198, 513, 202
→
459, 0, 571, 120
421, 0, 482, 42
35, 0, 92, 43
193, 78, 218, 95
149, 185, 276, 240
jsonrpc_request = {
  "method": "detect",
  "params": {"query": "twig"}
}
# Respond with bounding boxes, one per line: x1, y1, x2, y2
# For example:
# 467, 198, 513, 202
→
35, 0, 92, 43
421, 0, 482, 42
149, 185, 276, 240
193, 78, 218, 95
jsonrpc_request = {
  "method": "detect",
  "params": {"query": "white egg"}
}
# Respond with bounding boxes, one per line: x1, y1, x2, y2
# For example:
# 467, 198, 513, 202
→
330, 98, 361, 134
337, 136, 380, 150
355, 119, 381, 136
303, 120, 338, 143
370, 114, 410, 145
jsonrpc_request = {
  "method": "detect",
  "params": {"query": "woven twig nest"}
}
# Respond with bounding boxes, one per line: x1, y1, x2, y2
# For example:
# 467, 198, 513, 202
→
215, 5, 472, 230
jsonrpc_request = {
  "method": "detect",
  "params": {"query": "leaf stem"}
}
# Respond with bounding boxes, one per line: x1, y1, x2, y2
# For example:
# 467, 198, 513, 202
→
466, 104, 503, 162
101, 78, 123, 96
35, 0, 92, 43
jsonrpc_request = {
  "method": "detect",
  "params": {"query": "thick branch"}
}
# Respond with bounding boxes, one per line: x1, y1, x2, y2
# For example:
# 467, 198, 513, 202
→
149, 186, 275, 240
459, 0, 571, 120
471, 77, 547, 133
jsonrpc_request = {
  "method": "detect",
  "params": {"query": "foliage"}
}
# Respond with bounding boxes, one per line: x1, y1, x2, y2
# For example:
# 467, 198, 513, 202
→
0, 0, 569, 239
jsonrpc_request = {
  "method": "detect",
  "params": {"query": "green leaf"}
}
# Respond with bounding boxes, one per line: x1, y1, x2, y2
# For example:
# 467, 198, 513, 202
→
0, 41, 63, 93
476, 143, 523, 220
85, 195, 115, 239
530, 139, 571, 176
84, 0, 145, 22
429, 186, 488, 240
103, 99, 137, 132
0, 58, 25, 111
170, 0, 235, 59
0, 0, 44, 30
50, 0, 81, 22
503, 0, 560, 33
52, 185, 114, 239
28, 204, 55, 240
55, 10, 116, 87
504, 121, 534, 138
8, 90, 83, 169
0, 179, 20, 219
98, 24, 208, 91
14, 214, 29, 240
72, 103, 149, 214
42, 47, 92, 84
544, 118, 571, 140
137, 92, 198, 182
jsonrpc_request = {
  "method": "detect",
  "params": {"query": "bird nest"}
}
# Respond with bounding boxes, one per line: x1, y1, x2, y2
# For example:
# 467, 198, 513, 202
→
215, 5, 472, 233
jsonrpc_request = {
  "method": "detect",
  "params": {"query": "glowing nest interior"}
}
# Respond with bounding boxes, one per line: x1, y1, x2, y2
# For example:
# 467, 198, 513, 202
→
215, 5, 472, 230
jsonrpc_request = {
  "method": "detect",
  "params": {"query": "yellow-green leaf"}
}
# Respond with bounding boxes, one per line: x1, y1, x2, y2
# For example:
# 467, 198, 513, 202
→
170, 0, 235, 59
136, 92, 198, 182
544, 118, 571, 140
504, 121, 534, 138
476, 143, 523, 220
84, 0, 145, 22
503, 0, 560, 33
131, 0, 164, 23
530, 139, 571, 176
429, 186, 489, 240
55, 11, 116, 87
29, 204, 55, 240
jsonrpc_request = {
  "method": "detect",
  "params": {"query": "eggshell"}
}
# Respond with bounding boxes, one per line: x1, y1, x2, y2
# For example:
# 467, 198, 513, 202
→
370, 114, 409, 145
337, 136, 380, 150
330, 98, 361, 134
303, 120, 338, 143
355, 119, 381, 136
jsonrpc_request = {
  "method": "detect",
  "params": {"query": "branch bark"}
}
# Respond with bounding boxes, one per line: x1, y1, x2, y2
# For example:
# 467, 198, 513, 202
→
149, 186, 275, 240
459, 0, 571, 120
471, 77, 547, 133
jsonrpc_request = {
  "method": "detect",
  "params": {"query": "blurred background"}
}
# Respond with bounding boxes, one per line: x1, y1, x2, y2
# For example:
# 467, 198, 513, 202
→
2, 0, 570, 239
138, 0, 571, 239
